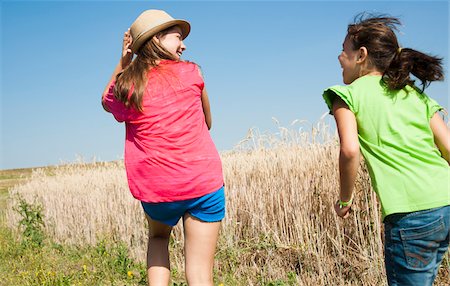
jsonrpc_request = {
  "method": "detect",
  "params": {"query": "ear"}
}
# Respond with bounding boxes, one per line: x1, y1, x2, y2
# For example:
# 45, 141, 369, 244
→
152, 35, 160, 44
356, 47, 368, 63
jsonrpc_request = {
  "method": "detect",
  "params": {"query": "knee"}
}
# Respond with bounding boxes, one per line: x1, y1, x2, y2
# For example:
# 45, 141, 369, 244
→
186, 274, 213, 286
185, 265, 213, 286
148, 231, 171, 240
145, 216, 172, 240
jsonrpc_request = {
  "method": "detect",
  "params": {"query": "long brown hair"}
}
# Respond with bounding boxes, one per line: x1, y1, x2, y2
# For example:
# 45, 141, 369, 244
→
347, 13, 444, 92
113, 27, 178, 111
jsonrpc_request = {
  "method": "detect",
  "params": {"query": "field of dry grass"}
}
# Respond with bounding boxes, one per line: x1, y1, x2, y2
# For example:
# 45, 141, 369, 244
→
4, 123, 450, 285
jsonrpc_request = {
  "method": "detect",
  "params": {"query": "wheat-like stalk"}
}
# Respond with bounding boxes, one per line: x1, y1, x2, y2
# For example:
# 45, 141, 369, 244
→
6, 120, 449, 285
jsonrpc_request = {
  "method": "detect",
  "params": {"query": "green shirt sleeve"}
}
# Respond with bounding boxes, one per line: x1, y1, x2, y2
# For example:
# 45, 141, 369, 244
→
411, 87, 444, 119
425, 96, 444, 119
323, 85, 356, 115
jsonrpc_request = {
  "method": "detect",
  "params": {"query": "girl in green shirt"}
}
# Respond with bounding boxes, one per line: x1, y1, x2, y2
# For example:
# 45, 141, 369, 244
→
323, 14, 450, 285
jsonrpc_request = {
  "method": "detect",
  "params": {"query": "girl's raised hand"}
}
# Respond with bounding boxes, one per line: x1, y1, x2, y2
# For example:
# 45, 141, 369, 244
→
121, 28, 133, 69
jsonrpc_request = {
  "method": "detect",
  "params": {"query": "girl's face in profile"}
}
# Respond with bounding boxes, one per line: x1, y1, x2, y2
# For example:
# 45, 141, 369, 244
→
338, 35, 360, 84
157, 26, 186, 60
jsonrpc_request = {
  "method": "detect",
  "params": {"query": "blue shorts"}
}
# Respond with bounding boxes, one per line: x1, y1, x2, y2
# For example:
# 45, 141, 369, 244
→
384, 205, 450, 285
141, 186, 225, 227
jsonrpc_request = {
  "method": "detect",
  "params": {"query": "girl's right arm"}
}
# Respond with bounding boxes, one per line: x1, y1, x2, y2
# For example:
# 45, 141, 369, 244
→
430, 112, 450, 164
102, 29, 133, 112
333, 97, 360, 218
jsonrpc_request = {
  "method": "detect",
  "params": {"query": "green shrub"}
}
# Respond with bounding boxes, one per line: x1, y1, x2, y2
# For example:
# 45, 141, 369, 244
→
15, 197, 45, 248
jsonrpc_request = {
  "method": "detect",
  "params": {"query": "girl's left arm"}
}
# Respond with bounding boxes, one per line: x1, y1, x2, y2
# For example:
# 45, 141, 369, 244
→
333, 97, 360, 218
201, 88, 212, 130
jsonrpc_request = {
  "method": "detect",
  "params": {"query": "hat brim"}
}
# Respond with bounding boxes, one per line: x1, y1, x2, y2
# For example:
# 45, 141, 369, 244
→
131, 20, 190, 53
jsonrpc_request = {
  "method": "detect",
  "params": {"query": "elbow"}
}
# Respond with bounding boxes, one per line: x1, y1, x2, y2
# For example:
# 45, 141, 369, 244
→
205, 117, 212, 130
101, 100, 110, 113
435, 143, 450, 165
441, 150, 450, 165
340, 145, 360, 160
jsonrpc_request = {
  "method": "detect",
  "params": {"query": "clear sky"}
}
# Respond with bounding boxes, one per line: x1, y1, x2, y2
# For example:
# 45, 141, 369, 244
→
1, 0, 449, 170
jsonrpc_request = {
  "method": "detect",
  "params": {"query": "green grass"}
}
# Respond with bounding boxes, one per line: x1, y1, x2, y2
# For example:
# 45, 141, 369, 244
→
0, 226, 148, 286
0, 168, 147, 285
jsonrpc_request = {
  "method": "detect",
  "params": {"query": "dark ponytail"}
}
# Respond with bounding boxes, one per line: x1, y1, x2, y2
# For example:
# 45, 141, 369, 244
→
348, 13, 444, 92
383, 48, 443, 92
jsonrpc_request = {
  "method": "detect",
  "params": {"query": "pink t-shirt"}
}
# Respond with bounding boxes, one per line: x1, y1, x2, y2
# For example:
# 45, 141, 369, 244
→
102, 60, 223, 203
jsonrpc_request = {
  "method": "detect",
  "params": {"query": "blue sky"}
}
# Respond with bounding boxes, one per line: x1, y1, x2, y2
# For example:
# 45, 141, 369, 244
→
1, 0, 449, 169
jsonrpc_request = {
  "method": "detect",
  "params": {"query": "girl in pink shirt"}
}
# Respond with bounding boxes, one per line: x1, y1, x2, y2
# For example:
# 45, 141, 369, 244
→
102, 10, 224, 285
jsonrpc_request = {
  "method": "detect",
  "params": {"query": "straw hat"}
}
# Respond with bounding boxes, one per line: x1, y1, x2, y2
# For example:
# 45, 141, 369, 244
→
130, 10, 191, 53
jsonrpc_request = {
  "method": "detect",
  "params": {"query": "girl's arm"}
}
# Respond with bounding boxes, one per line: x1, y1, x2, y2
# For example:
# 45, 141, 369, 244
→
201, 88, 212, 130
430, 112, 450, 164
102, 63, 124, 113
102, 29, 133, 112
333, 97, 360, 218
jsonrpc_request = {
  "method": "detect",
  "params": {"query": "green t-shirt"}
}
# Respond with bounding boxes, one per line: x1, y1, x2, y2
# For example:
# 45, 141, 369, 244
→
323, 75, 450, 219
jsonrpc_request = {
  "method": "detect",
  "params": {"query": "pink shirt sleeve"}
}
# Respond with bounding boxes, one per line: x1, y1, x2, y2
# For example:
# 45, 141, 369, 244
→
102, 81, 129, 123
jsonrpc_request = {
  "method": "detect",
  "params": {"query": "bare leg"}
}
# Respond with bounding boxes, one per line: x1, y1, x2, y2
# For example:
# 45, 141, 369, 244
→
145, 214, 173, 286
183, 213, 221, 286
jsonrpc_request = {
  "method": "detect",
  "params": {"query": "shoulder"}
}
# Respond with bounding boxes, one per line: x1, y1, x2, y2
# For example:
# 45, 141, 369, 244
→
322, 77, 378, 114
166, 60, 200, 75
334, 76, 382, 99
323, 84, 355, 114
169, 61, 205, 89
342, 75, 382, 94
404, 86, 444, 117
175, 60, 199, 69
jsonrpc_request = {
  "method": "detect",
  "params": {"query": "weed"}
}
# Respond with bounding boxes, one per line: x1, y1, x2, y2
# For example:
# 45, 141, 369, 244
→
113, 242, 133, 275
15, 197, 45, 248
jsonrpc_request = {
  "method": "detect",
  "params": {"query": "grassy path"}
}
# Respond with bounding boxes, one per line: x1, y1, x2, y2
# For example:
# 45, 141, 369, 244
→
0, 168, 149, 286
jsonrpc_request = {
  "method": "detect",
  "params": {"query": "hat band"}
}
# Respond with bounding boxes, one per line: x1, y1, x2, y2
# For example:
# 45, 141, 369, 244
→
134, 18, 176, 43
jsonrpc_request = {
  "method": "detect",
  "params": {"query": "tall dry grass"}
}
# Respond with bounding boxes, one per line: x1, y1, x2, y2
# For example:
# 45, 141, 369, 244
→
6, 120, 449, 285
